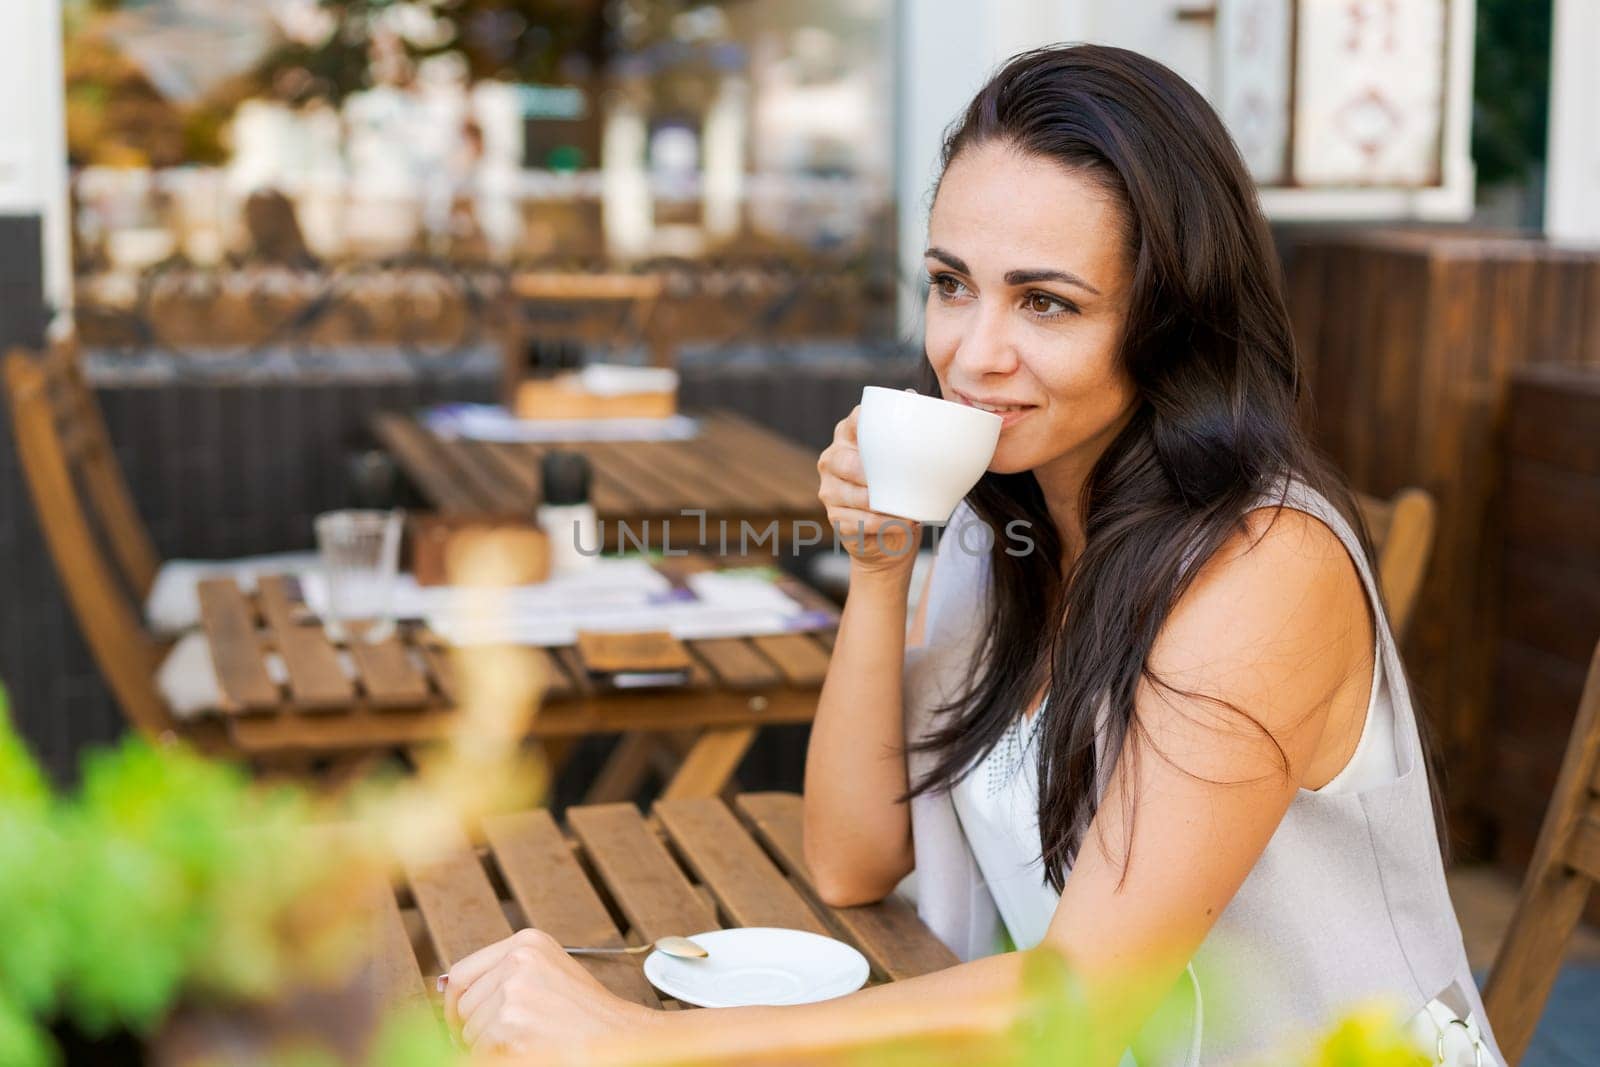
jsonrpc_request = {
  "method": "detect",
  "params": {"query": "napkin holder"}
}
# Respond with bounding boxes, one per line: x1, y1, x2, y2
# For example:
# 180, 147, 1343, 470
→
410, 516, 551, 587
575, 630, 693, 688
511, 364, 678, 420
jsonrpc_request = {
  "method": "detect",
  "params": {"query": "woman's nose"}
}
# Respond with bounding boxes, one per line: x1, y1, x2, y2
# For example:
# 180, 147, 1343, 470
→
950, 304, 1021, 377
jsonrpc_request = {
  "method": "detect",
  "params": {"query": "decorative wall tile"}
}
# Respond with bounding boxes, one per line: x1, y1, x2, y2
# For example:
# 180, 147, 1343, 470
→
1293, 0, 1448, 185
1218, 0, 1295, 185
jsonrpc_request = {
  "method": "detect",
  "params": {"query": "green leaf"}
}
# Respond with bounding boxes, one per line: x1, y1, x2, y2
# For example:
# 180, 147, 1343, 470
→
0, 685, 49, 811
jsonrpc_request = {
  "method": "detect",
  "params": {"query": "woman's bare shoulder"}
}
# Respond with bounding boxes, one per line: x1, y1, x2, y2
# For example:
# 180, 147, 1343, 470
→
1143, 503, 1370, 764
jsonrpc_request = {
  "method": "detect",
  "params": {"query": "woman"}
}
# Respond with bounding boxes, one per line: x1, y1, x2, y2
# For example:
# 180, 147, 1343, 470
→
443, 45, 1501, 1065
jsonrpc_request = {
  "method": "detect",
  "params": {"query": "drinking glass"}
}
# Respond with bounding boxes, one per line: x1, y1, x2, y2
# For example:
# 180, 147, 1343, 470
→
315, 509, 403, 642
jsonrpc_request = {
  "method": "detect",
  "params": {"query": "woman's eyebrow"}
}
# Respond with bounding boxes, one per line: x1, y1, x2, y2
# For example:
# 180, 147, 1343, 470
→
1004, 267, 1101, 295
923, 247, 1101, 296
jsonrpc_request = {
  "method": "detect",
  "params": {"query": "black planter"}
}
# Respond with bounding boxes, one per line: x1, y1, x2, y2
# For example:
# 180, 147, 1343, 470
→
48, 1019, 148, 1066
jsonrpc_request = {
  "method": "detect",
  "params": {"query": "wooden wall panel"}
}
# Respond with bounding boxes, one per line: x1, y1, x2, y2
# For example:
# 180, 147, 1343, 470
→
1494, 364, 1600, 918
1279, 229, 1600, 850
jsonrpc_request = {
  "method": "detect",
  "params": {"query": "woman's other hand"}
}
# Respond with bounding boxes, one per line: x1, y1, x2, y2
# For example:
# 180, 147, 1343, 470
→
444, 928, 659, 1059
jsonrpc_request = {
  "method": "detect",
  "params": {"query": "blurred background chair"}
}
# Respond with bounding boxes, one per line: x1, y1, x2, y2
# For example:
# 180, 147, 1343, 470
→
6, 338, 318, 640
1354, 486, 1437, 641
4, 343, 376, 782
1484, 637, 1600, 1063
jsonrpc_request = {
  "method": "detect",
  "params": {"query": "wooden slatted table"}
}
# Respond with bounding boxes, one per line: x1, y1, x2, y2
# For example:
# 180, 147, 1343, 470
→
367, 792, 958, 1022
373, 411, 828, 552
194, 570, 838, 801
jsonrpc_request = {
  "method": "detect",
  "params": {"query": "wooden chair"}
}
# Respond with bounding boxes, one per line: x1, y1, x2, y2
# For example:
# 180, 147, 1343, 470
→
5, 343, 178, 739
4, 344, 376, 781
1482, 638, 1600, 1063
1355, 487, 1436, 640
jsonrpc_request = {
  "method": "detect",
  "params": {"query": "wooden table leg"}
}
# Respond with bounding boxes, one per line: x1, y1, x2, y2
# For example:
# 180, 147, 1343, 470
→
583, 732, 660, 804
660, 727, 757, 800
318, 750, 389, 792
540, 738, 577, 778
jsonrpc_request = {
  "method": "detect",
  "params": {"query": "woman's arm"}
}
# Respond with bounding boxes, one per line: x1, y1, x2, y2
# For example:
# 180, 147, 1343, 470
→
450, 508, 1373, 1064
801, 406, 930, 905
637, 508, 1371, 1063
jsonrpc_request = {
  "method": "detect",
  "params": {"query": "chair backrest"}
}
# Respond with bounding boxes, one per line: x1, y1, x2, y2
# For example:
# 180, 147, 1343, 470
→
1483, 638, 1600, 1063
1354, 487, 1436, 640
22, 339, 161, 597
4, 346, 175, 736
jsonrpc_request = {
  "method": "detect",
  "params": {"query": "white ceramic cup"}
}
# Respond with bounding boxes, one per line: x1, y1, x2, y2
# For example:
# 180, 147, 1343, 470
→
856, 386, 1002, 524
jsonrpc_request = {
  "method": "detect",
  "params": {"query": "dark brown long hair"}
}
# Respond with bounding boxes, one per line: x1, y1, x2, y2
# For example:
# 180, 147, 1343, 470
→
906, 44, 1400, 890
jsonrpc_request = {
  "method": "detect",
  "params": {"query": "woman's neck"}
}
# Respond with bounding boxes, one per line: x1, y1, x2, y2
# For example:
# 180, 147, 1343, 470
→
1030, 406, 1138, 565
1033, 452, 1095, 563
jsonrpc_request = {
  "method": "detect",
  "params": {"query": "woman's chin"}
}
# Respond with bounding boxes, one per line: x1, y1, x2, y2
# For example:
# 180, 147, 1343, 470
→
986, 451, 1039, 477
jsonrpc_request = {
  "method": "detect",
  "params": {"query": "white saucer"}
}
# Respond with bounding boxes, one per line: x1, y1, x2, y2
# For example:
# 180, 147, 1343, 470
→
642, 928, 870, 1008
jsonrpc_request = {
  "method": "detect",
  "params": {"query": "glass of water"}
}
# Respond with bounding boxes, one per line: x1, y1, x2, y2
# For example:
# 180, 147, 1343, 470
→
315, 509, 404, 642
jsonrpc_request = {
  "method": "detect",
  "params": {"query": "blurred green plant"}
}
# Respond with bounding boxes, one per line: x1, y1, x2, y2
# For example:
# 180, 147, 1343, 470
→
0, 688, 402, 1066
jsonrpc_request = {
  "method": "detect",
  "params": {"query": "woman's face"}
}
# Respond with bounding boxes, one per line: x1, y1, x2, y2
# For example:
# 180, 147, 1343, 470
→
924, 141, 1138, 480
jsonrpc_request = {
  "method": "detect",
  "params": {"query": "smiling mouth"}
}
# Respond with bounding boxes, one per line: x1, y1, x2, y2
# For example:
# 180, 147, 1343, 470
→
953, 391, 1036, 416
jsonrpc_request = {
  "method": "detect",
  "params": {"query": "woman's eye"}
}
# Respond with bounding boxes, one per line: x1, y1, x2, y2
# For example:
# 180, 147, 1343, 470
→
929, 273, 966, 298
1025, 292, 1073, 317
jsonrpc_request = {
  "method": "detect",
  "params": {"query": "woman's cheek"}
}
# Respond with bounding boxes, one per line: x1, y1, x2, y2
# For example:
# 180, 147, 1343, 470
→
923, 336, 955, 379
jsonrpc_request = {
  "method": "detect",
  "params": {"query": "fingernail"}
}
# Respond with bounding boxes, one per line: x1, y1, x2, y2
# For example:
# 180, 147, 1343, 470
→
436, 974, 449, 992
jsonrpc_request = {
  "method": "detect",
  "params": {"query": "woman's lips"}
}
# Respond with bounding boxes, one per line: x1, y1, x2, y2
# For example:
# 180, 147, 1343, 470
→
953, 390, 1036, 429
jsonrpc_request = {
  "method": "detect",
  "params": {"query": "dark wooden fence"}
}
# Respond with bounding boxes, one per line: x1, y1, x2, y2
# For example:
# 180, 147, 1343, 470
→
1280, 228, 1600, 851
1492, 363, 1600, 917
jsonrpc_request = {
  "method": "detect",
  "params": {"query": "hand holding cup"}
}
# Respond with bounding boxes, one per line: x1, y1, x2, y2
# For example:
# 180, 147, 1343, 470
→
817, 405, 922, 576
818, 387, 1003, 576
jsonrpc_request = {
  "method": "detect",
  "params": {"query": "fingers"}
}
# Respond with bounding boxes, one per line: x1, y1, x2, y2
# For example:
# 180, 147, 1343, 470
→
460, 984, 507, 1048
840, 405, 860, 442
444, 928, 550, 1029
443, 941, 512, 1029
827, 509, 922, 560
820, 477, 870, 513
820, 445, 867, 487
455, 949, 529, 1030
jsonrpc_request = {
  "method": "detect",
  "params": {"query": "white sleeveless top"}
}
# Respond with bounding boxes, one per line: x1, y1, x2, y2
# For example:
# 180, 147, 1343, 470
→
951, 616, 1401, 951
905, 478, 1503, 1065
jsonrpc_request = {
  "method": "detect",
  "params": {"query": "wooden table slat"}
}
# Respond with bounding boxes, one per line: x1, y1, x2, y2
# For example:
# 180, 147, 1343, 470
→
398, 821, 514, 970
381, 411, 829, 531
364, 879, 431, 1012
749, 634, 831, 687
347, 632, 432, 708
196, 578, 279, 710
373, 413, 488, 514
734, 793, 960, 980
684, 417, 824, 516
533, 646, 578, 699
549, 646, 596, 695
224, 687, 821, 753
580, 442, 687, 514
487, 440, 637, 516
698, 414, 825, 513
566, 803, 718, 943
411, 630, 458, 705
450, 439, 541, 516
628, 440, 751, 512
482, 809, 660, 1006
258, 577, 358, 710
689, 638, 784, 688
674, 422, 807, 513
655, 798, 829, 935
476, 440, 544, 506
